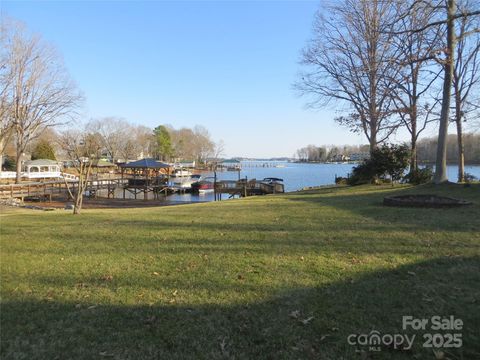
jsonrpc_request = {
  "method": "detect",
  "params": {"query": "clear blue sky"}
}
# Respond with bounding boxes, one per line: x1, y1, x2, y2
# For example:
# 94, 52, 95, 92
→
1, 0, 414, 158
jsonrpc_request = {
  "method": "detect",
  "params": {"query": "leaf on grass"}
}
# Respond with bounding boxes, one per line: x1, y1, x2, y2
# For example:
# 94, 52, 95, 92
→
144, 315, 156, 324
300, 316, 314, 325
152, 272, 160, 276
320, 334, 330, 341
289, 310, 300, 319
88, 305, 97, 310
172, 290, 178, 296
407, 271, 416, 276
220, 337, 227, 354
99, 351, 114, 357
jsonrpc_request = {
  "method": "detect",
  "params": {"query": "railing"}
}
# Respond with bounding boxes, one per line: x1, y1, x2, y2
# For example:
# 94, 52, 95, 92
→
0, 182, 66, 200
61, 172, 79, 181
0, 171, 17, 179
0, 171, 72, 180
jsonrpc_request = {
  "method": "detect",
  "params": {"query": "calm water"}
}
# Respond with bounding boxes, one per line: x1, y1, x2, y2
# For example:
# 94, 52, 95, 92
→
106, 161, 480, 203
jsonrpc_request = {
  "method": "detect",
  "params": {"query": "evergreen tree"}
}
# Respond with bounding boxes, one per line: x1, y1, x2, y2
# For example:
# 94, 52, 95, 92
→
153, 125, 173, 161
31, 139, 56, 160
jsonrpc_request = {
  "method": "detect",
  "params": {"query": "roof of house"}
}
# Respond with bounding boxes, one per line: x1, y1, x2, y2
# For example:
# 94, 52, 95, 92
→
24, 159, 60, 166
119, 158, 171, 169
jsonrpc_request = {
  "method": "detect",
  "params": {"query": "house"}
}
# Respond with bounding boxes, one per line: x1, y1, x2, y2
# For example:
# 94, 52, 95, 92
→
331, 154, 350, 162
349, 152, 370, 162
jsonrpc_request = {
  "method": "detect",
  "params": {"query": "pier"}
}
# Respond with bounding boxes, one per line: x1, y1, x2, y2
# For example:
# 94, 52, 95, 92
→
213, 178, 284, 200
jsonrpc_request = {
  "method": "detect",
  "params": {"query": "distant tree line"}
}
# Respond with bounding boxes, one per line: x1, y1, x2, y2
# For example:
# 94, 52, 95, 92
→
417, 133, 480, 164
295, 133, 480, 164
295, 144, 370, 162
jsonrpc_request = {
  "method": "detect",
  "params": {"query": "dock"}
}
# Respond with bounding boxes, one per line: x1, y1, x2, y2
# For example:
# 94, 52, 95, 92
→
214, 178, 284, 200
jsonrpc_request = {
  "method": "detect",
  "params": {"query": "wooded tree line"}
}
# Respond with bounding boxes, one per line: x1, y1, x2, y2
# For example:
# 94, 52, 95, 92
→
295, 144, 370, 162
0, 18, 222, 184
417, 133, 480, 163
297, 0, 480, 183
295, 132, 480, 163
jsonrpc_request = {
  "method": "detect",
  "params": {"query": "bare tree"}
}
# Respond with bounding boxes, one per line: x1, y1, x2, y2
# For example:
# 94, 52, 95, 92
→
2, 21, 83, 183
391, 1, 444, 170
453, 0, 480, 182
296, 0, 402, 153
398, 0, 480, 183
57, 127, 102, 214
0, 19, 15, 174
134, 125, 153, 159
88, 117, 131, 163
212, 139, 225, 161
192, 125, 215, 164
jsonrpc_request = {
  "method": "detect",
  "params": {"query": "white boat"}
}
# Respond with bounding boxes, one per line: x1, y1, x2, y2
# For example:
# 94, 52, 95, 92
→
198, 188, 214, 195
171, 169, 193, 177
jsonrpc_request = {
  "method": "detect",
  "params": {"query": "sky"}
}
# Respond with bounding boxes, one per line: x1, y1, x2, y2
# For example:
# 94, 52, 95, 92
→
0, 0, 438, 158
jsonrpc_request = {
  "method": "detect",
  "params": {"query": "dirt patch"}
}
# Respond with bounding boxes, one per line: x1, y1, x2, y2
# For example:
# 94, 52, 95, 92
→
384, 194, 473, 208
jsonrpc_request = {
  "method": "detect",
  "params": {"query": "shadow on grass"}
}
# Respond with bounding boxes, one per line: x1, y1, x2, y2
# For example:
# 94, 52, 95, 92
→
2, 256, 479, 360
286, 183, 480, 232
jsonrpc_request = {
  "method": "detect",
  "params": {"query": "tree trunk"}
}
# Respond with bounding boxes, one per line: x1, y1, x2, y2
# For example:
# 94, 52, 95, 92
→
455, 107, 465, 182
0, 136, 4, 176
434, 0, 455, 184
15, 148, 22, 184
411, 137, 417, 172
369, 129, 377, 155
454, 65, 465, 182
410, 109, 418, 172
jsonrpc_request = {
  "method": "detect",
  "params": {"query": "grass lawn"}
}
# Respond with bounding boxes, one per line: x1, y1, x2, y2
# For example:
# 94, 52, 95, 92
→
1, 184, 479, 359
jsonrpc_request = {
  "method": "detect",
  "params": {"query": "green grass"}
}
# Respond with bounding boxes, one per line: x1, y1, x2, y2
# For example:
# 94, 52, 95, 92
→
1, 184, 479, 359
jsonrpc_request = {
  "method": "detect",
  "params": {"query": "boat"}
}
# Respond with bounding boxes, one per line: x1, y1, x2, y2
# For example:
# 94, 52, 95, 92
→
191, 177, 215, 194
171, 169, 193, 177
260, 177, 285, 194
169, 174, 202, 191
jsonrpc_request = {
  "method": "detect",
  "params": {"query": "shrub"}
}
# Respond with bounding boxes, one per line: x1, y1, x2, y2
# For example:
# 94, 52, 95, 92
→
347, 162, 376, 185
2, 156, 16, 171
335, 176, 348, 185
464, 172, 478, 183
348, 144, 410, 186
403, 167, 433, 185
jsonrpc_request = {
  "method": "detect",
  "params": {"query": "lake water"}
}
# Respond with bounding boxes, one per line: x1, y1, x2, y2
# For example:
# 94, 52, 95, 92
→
154, 161, 480, 204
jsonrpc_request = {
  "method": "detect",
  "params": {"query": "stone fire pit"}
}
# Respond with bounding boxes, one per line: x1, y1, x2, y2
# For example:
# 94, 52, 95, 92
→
383, 194, 473, 208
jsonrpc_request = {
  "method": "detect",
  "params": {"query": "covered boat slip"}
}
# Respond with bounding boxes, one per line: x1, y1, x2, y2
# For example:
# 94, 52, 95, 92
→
119, 158, 172, 200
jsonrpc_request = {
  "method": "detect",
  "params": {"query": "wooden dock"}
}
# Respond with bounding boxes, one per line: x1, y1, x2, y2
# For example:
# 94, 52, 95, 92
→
0, 178, 128, 201
0, 181, 69, 201
214, 178, 284, 200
